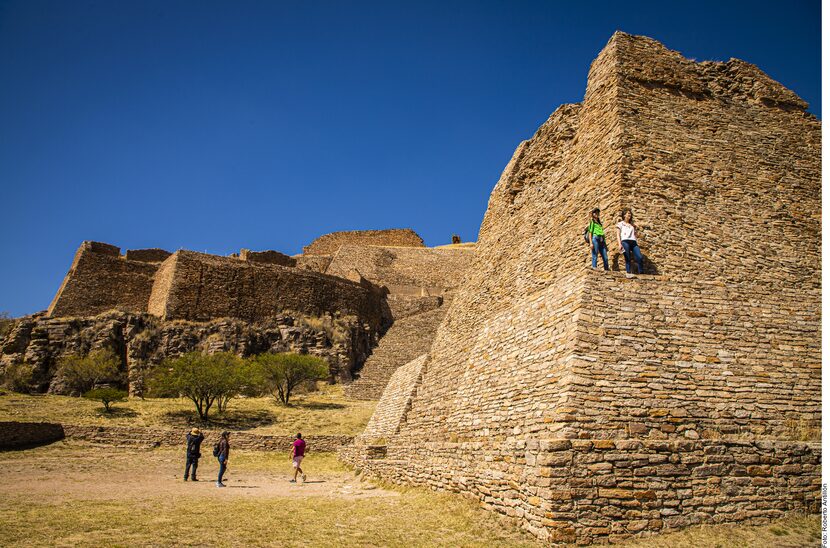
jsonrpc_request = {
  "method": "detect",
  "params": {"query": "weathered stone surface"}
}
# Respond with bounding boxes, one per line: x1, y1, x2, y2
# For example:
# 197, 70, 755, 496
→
341, 32, 821, 544
303, 228, 425, 256
48, 241, 160, 317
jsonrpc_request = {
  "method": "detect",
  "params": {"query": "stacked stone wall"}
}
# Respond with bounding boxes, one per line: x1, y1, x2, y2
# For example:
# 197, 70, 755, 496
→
147, 250, 385, 329
384, 295, 443, 321
294, 255, 333, 273
347, 354, 427, 443
303, 228, 425, 255
326, 245, 474, 296
0, 421, 65, 449
239, 249, 296, 266
343, 32, 821, 544
63, 424, 351, 452
608, 33, 820, 285
557, 272, 821, 440
48, 241, 161, 318
344, 307, 446, 400
124, 249, 172, 263
342, 438, 820, 544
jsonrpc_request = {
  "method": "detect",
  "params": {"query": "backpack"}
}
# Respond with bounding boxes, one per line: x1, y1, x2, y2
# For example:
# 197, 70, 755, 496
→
213, 442, 220, 457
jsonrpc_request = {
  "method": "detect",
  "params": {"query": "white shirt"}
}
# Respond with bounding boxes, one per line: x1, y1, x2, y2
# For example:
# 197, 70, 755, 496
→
617, 221, 636, 241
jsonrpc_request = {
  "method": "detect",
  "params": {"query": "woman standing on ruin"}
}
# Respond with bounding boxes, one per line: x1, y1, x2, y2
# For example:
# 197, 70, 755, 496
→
585, 208, 609, 270
616, 208, 645, 274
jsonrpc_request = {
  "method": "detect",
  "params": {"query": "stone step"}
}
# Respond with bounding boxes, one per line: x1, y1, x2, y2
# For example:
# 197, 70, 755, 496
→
344, 307, 446, 400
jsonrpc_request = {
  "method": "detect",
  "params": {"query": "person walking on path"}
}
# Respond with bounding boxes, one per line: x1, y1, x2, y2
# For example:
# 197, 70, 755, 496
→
585, 208, 609, 270
184, 427, 204, 481
290, 433, 307, 483
616, 208, 645, 274
216, 431, 230, 488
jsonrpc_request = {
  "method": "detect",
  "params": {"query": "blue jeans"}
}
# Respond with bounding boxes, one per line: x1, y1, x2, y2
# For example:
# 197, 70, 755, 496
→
621, 240, 644, 274
217, 457, 227, 483
591, 236, 609, 270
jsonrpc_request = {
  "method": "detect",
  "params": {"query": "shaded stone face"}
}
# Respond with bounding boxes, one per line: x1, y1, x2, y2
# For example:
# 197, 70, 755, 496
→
343, 32, 821, 544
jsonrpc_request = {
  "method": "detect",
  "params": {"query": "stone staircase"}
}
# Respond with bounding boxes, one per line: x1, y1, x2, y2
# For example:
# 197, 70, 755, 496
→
344, 307, 447, 400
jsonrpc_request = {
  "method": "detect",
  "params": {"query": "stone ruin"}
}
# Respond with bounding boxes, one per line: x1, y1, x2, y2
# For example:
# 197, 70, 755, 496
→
0, 29, 820, 545
0, 229, 474, 395
340, 33, 821, 544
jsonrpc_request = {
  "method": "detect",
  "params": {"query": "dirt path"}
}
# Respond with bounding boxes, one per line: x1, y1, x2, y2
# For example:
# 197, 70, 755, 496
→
3, 441, 396, 503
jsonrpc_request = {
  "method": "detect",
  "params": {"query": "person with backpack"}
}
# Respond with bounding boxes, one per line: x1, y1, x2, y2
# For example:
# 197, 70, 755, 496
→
184, 427, 204, 481
214, 431, 230, 487
289, 432, 307, 483
616, 208, 645, 274
584, 208, 609, 270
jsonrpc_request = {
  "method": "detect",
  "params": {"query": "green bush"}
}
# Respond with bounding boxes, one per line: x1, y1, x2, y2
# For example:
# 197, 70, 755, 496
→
56, 349, 124, 396
1, 361, 35, 393
83, 387, 128, 412
252, 352, 329, 406
149, 352, 254, 421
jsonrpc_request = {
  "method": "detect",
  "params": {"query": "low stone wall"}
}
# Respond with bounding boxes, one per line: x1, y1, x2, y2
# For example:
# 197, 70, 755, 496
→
64, 424, 352, 452
0, 421, 65, 449
341, 437, 821, 544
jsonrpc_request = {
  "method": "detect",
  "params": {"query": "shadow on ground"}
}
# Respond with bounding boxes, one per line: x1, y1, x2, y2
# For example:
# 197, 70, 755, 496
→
162, 408, 278, 431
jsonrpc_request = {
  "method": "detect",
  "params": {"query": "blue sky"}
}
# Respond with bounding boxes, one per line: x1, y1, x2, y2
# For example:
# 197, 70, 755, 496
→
0, 0, 821, 316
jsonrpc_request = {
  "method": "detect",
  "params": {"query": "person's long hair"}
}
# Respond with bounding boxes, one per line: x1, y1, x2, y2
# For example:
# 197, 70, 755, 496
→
620, 208, 635, 225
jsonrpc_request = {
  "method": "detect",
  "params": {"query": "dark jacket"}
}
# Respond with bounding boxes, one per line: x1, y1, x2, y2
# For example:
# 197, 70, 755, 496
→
186, 433, 204, 458
218, 437, 230, 460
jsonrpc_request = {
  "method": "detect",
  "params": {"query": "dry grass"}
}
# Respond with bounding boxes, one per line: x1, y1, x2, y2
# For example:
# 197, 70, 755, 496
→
0, 384, 376, 435
0, 442, 536, 547
0, 442, 819, 547
617, 514, 820, 547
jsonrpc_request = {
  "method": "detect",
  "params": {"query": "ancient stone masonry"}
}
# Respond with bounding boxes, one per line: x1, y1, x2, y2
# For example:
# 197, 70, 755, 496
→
326, 245, 475, 297
4, 229, 473, 395
342, 32, 821, 544
47, 241, 161, 317
303, 228, 425, 256
343, 307, 447, 400
147, 250, 385, 329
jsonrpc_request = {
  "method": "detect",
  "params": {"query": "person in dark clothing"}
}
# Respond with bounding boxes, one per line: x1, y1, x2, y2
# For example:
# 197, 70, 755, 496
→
184, 427, 204, 481
216, 431, 230, 488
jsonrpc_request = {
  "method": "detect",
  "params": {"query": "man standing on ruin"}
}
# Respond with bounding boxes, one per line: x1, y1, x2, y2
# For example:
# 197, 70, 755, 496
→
289, 432, 307, 483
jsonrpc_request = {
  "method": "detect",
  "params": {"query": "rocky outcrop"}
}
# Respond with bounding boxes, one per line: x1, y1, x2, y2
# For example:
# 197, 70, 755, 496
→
0, 310, 377, 394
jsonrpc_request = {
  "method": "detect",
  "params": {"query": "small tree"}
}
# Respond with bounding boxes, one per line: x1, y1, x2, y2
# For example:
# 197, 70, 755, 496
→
57, 349, 123, 396
1, 361, 34, 393
253, 352, 329, 406
83, 387, 128, 412
150, 352, 247, 421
